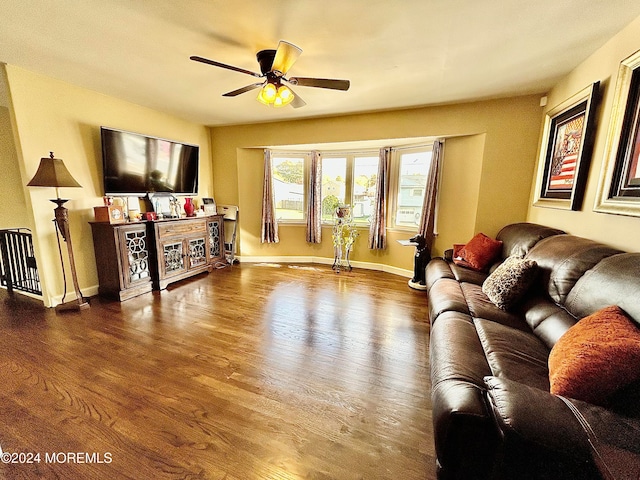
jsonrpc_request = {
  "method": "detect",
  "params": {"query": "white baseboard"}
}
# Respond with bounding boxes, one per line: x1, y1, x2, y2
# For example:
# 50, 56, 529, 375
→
236, 255, 413, 278
1, 284, 100, 308
50, 285, 99, 307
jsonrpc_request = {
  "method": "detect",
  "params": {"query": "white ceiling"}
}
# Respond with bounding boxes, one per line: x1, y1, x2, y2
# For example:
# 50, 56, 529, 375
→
1, 1, 640, 127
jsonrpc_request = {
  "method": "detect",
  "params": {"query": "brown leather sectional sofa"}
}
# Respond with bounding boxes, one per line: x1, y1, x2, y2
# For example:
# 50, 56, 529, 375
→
426, 222, 640, 479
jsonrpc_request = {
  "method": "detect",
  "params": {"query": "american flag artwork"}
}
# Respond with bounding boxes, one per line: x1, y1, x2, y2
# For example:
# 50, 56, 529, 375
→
548, 114, 585, 190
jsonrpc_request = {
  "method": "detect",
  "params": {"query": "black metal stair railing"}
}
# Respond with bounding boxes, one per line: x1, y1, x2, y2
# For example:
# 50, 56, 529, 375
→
0, 228, 42, 296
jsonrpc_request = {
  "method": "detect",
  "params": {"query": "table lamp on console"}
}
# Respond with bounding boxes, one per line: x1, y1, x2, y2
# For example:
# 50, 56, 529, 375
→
27, 152, 89, 312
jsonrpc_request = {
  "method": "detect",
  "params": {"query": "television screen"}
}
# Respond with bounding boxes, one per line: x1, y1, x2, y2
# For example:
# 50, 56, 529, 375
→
101, 127, 199, 196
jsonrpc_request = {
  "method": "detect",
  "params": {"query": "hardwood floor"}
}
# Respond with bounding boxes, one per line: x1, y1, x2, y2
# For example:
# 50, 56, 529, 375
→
0, 263, 434, 479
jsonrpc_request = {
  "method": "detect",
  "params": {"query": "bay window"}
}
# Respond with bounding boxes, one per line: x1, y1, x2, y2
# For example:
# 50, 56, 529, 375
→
271, 144, 433, 228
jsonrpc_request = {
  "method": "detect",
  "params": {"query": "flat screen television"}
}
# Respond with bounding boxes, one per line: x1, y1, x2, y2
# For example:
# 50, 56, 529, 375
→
101, 127, 199, 196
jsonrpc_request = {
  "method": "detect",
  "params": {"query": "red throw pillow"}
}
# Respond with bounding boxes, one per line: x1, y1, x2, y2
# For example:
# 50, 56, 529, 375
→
452, 244, 473, 269
453, 233, 503, 271
549, 306, 640, 406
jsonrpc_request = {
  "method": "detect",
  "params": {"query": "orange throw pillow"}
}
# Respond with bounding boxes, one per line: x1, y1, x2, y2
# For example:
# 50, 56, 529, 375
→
453, 233, 503, 271
549, 306, 640, 406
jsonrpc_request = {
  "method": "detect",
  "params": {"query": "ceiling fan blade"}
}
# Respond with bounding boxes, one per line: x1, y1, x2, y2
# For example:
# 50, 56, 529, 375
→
190, 55, 262, 78
271, 41, 302, 75
222, 83, 264, 97
290, 90, 306, 109
288, 77, 350, 91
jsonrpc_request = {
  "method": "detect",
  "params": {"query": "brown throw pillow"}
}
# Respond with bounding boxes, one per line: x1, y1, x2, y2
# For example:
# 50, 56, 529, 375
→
548, 306, 640, 406
482, 256, 538, 310
453, 233, 503, 271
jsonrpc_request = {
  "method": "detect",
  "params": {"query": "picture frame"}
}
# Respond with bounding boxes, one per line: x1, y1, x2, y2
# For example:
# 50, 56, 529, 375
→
595, 49, 640, 217
533, 82, 599, 211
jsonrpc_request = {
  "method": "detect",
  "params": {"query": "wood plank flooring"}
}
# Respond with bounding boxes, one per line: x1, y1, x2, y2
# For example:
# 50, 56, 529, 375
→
0, 263, 434, 479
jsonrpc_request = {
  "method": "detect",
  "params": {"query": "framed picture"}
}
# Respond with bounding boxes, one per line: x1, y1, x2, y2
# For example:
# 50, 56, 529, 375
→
595, 49, 640, 216
533, 82, 599, 210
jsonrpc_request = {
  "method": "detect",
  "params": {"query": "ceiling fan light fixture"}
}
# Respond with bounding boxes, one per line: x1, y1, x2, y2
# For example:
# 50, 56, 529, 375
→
257, 81, 295, 107
192, 40, 349, 110
257, 82, 278, 105
274, 85, 294, 107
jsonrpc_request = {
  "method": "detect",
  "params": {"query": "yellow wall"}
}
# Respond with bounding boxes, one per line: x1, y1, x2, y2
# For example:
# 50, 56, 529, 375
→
211, 95, 543, 271
5, 66, 213, 306
0, 106, 30, 230
436, 134, 486, 252
0, 66, 31, 231
528, 15, 640, 251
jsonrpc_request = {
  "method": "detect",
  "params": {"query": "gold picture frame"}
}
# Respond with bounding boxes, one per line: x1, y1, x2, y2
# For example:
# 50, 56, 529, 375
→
595, 49, 640, 217
533, 82, 599, 211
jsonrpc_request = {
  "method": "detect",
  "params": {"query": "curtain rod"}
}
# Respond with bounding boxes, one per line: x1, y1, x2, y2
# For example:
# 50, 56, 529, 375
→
269, 141, 436, 156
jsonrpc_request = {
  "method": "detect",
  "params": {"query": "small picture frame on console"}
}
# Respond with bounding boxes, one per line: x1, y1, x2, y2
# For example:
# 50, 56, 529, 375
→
202, 197, 217, 215
533, 81, 600, 211
148, 193, 176, 218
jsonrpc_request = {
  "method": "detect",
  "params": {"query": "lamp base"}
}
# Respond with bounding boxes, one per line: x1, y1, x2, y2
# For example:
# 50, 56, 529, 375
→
55, 297, 90, 313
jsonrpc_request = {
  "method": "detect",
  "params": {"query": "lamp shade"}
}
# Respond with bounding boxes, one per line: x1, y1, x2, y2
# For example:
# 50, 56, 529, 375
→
27, 152, 81, 188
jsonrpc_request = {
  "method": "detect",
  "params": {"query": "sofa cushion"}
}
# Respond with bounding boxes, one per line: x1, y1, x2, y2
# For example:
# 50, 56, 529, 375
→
525, 235, 621, 305
475, 318, 550, 391
450, 262, 489, 285
453, 233, 503, 271
425, 257, 455, 290
564, 253, 640, 325
428, 277, 470, 324
520, 296, 577, 349
496, 222, 565, 259
461, 283, 528, 330
482, 256, 538, 310
549, 306, 640, 406
430, 312, 491, 388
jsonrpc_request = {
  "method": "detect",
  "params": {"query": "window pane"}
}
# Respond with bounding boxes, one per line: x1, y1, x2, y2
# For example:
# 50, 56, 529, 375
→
321, 157, 346, 222
395, 150, 432, 227
272, 156, 305, 221
352, 156, 379, 223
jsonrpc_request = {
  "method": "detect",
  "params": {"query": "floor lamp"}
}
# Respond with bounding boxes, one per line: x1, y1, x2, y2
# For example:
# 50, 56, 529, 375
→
27, 152, 89, 312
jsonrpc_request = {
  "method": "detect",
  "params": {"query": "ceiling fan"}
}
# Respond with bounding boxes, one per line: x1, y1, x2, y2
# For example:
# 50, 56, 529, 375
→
190, 40, 350, 108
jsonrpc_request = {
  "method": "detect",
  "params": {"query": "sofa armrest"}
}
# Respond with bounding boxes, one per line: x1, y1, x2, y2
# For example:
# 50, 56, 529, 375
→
485, 376, 590, 455
484, 376, 601, 479
558, 391, 640, 479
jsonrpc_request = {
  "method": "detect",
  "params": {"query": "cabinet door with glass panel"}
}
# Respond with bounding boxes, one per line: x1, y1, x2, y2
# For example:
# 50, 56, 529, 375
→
154, 218, 211, 289
207, 215, 225, 263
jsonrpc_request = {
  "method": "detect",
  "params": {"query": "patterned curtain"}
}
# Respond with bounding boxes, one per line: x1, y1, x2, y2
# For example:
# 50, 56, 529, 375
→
306, 151, 322, 243
368, 147, 392, 249
261, 149, 279, 243
417, 139, 444, 252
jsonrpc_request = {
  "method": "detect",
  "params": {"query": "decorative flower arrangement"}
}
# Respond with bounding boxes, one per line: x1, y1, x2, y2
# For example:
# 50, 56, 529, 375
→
332, 205, 358, 272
